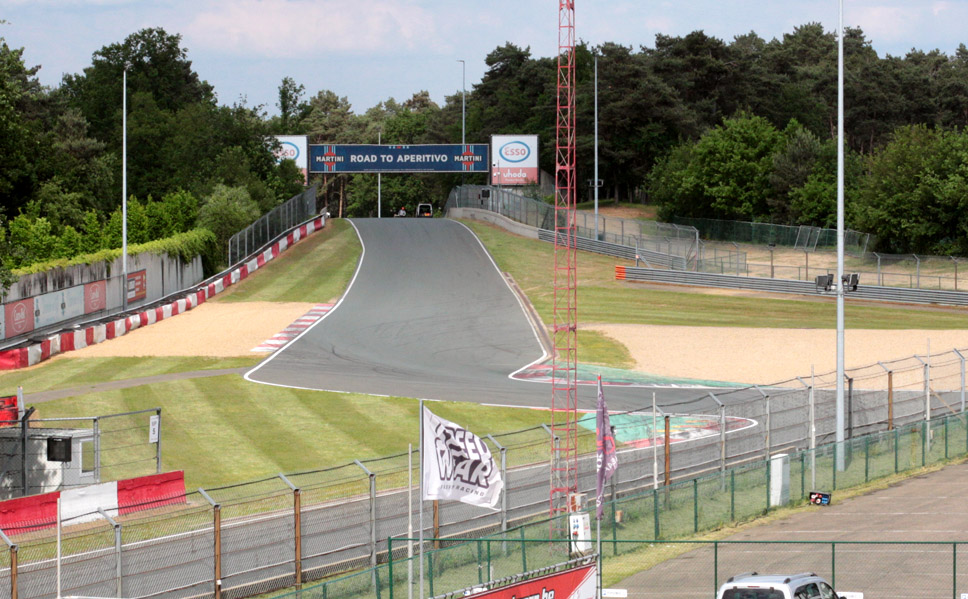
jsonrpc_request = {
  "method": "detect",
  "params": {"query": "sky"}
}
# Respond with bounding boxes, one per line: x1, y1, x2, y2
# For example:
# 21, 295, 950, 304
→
3, 0, 968, 116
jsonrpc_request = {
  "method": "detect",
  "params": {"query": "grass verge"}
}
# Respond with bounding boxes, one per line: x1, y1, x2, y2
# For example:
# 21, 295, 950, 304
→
463, 219, 968, 330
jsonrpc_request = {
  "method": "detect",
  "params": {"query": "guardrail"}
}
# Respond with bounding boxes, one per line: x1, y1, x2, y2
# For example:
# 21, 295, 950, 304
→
536, 230, 688, 270
614, 266, 968, 306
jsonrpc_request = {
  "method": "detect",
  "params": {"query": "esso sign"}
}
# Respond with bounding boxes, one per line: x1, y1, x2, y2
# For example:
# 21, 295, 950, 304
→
498, 141, 531, 163
276, 141, 300, 160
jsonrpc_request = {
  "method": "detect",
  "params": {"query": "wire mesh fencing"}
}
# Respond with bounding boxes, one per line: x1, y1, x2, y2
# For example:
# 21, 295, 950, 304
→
1, 346, 967, 599
227, 185, 319, 266
446, 186, 701, 265
0, 409, 162, 499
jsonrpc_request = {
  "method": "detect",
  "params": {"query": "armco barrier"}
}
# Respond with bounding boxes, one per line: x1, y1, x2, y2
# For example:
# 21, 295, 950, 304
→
0, 215, 327, 371
615, 265, 968, 306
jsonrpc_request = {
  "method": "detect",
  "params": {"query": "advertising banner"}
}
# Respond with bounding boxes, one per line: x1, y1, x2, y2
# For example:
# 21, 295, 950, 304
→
422, 405, 503, 509
3, 298, 34, 339
468, 564, 596, 599
85, 281, 107, 314
309, 144, 488, 174
491, 134, 539, 185
127, 270, 147, 303
272, 135, 308, 184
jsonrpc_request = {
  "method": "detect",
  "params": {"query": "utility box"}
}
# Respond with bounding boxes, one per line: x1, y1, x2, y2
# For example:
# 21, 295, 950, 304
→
770, 453, 790, 507
0, 427, 97, 498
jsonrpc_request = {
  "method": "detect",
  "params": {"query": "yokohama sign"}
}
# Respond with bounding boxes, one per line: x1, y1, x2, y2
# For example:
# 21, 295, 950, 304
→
467, 564, 596, 599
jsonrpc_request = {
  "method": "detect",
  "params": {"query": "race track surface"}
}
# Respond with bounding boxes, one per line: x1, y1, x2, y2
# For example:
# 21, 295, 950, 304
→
245, 218, 741, 411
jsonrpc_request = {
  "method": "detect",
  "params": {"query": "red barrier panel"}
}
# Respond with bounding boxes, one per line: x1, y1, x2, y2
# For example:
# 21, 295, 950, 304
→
60, 332, 75, 352
118, 471, 186, 514
240, 264, 249, 279
470, 564, 596, 599
196, 290, 206, 305
85, 327, 95, 346
0, 492, 60, 534
40, 340, 51, 361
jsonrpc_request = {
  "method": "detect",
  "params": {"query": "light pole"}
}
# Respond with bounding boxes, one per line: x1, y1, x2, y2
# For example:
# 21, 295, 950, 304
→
594, 55, 599, 240
377, 130, 382, 218
835, 0, 846, 470
458, 59, 466, 190
122, 62, 129, 312
457, 60, 466, 147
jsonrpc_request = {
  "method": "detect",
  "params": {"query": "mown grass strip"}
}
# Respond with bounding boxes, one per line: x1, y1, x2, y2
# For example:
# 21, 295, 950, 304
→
462, 219, 968, 330
216, 218, 361, 303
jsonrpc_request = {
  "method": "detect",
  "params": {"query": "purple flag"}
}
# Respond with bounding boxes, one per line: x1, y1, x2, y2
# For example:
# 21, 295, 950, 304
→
596, 375, 618, 520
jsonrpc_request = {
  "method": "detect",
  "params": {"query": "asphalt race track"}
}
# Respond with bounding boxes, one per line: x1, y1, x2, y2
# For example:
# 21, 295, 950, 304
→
245, 217, 748, 412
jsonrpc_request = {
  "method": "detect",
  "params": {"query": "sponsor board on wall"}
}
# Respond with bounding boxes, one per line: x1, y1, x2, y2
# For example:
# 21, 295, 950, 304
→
3, 298, 35, 340
490, 134, 539, 186
468, 564, 596, 599
272, 135, 308, 184
84, 281, 107, 314
309, 144, 489, 174
127, 270, 147, 302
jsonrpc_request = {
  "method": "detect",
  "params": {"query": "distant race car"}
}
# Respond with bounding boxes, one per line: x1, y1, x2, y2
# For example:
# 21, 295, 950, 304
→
416, 203, 433, 217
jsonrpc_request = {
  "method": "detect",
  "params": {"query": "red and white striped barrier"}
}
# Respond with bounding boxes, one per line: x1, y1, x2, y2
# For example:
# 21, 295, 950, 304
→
0, 217, 326, 371
0, 471, 186, 534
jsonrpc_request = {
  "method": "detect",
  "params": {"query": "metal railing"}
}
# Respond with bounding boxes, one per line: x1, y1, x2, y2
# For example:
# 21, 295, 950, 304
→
446, 186, 702, 265
227, 185, 318, 266
1, 344, 966, 599
617, 266, 968, 306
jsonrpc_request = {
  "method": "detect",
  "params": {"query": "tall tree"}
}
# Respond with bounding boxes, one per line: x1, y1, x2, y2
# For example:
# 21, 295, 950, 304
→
275, 76, 308, 133
62, 28, 215, 147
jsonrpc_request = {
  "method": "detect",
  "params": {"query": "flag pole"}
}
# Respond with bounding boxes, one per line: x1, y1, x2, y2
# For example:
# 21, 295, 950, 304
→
596, 375, 603, 599
408, 443, 414, 599
652, 392, 658, 490
418, 399, 425, 599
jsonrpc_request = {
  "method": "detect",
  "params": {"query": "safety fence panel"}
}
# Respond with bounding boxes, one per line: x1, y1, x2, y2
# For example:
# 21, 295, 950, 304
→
227, 185, 318, 266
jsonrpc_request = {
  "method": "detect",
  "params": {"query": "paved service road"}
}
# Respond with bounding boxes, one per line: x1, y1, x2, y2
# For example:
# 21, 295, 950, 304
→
245, 218, 748, 412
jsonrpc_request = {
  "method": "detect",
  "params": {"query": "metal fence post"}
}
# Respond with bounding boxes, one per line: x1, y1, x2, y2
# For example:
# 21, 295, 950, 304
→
279, 473, 302, 587
98, 508, 123, 598
354, 460, 378, 570
916, 354, 931, 454
756, 387, 770, 461
155, 408, 162, 473
955, 349, 966, 414
199, 488, 221, 599
878, 363, 893, 430
486, 435, 507, 538
94, 417, 101, 483
708, 393, 726, 487
1, 529, 17, 599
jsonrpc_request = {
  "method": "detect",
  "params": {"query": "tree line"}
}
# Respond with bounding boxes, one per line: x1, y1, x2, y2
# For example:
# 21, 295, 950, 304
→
3, 22, 968, 286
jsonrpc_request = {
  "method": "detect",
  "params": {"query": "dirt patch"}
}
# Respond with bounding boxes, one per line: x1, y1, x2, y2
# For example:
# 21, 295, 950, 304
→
587, 323, 968, 385
58, 301, 318, 359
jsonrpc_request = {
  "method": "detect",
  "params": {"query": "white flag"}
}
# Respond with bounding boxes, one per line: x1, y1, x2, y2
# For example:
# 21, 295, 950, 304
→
422, 406, 503, 509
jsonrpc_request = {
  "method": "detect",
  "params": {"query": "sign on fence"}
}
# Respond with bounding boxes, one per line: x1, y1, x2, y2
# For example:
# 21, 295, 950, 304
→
468, 564, 596, 599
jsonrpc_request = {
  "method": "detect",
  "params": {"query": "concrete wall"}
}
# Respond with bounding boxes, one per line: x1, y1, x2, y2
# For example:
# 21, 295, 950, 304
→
447, 207, 540, 240
1, 252, 204, 342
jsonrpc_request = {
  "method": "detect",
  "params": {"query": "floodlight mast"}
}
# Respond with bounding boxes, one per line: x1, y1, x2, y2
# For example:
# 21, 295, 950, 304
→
550, 0, 579, 519
836, 0, 846, 471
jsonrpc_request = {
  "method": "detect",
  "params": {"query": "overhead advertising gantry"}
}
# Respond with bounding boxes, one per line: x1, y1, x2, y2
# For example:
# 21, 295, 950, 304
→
308, 144, 489, 174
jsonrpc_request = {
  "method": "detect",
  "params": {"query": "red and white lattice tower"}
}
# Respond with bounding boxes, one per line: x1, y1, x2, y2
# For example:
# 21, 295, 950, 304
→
550, 0, 579, 518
